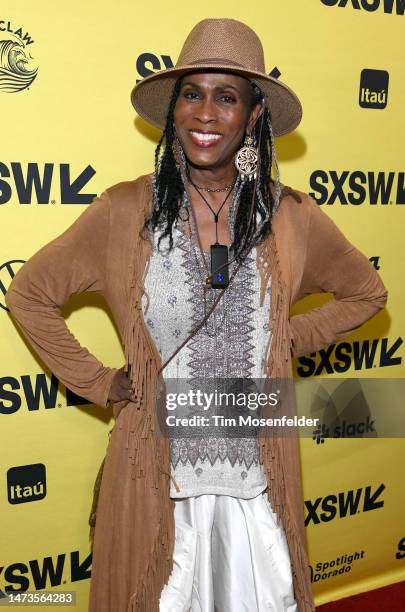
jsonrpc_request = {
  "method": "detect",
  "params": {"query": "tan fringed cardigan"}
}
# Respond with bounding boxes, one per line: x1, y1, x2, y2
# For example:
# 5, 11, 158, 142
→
6, 173, 388, 612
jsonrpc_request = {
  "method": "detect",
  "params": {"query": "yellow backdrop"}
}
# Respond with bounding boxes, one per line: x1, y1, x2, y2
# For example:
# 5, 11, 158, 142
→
1, 1, 404, 609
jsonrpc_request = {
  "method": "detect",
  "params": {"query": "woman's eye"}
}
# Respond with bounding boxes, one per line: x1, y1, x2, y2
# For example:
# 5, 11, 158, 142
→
184, 91, 199, 100
220, 95, 236, 104
182, 92, 236, 103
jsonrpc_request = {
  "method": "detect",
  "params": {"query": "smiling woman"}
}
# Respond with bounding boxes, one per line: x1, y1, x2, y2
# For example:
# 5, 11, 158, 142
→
142, 67, 282, 285
5, 16, 388, 612
148, 71, 265, 259
176, 73, 260, 153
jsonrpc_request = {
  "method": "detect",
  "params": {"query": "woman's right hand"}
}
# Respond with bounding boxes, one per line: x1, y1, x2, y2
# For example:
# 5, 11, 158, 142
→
107, 366, 136, 402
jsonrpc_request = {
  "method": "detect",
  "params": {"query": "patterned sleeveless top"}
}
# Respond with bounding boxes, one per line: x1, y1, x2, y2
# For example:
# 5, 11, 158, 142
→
141, 191, 272, 498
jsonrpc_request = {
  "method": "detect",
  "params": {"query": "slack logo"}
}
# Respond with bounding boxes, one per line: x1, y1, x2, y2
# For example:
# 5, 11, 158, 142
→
7, 463, 46, 504
359, 69, 389, 109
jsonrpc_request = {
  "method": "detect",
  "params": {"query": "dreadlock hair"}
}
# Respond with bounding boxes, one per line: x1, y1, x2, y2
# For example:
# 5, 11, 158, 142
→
142, 73, 281, 264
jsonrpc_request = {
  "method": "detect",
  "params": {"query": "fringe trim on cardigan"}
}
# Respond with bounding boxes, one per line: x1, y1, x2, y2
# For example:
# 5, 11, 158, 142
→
123, 382, 175, 612
122, 367, 175, 611
122, 199, 175, 611
256, 207, 315, 611
90, 181, 314, 612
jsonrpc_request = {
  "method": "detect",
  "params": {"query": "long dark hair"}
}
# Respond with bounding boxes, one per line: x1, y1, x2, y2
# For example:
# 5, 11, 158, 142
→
142, 73, 278, 263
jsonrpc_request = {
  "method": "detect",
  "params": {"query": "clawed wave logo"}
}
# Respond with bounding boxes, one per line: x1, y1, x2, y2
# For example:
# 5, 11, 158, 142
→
0, 21, 38, 93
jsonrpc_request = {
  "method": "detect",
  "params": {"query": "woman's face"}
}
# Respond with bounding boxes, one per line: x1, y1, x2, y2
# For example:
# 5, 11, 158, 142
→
173, 71, 262, 172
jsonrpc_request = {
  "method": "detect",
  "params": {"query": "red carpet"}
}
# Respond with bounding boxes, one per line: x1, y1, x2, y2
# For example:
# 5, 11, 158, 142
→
317, 580, 405, 611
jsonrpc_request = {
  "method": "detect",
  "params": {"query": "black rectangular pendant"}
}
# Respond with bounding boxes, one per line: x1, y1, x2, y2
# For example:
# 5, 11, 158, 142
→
210, 244, 229, 289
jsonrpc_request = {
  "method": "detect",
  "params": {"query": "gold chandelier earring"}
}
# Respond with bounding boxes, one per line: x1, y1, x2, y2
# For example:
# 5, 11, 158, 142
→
234, 133, 259, 181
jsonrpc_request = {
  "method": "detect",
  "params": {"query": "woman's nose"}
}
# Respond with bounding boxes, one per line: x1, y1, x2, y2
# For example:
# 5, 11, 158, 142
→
194, 96, 216, 123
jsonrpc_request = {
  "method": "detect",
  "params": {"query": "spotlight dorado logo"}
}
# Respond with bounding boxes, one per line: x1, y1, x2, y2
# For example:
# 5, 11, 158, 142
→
321, 0, 405, 14
309, 170, 405, 205
0, 20, 38, 93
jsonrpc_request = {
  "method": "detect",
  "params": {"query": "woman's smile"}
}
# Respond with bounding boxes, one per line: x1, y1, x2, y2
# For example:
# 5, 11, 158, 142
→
188, 129, 224, 148
173, 72, 260, 172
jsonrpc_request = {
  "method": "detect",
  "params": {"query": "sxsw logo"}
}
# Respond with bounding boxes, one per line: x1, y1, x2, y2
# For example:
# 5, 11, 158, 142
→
396, 537, 405, 560
0, 163, 96, 204
359, 69, 389, 109
296, 337, 403, 377
135, 53, 282, 83
305, 483, 385, 525
0, 550, 91, 595
309, 170, 405, 204
0, 373, 90, 414
136, 53, 174, 82
321, 0, 405, 14
7, 463, 46, 504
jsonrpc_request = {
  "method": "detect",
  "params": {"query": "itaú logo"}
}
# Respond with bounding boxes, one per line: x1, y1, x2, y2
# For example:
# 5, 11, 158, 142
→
359, 69, 389, 109
321, 0, 405, 14
7, 463, 46, 504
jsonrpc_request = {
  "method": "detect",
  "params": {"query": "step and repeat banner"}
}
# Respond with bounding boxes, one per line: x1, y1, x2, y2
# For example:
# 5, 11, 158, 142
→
1, 1, 404, 609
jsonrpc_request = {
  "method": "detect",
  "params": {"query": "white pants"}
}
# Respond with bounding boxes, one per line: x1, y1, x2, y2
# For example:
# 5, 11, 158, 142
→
159, 492, 297, 612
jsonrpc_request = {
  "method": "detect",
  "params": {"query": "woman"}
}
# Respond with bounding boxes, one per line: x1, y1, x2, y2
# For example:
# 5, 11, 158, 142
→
6, 18, 387, 612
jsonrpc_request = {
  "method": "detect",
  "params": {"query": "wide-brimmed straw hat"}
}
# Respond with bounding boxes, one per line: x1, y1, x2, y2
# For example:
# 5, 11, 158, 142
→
131, 18, 302, 137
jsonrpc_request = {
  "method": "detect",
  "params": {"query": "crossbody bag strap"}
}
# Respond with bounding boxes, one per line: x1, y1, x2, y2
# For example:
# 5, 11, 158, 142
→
159, 108, 267, 375
157, 260, 242, 374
